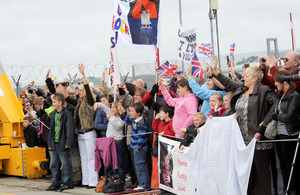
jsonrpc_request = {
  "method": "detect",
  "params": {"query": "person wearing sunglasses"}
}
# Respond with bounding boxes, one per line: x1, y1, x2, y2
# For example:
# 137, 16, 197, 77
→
260, 51, 300, 93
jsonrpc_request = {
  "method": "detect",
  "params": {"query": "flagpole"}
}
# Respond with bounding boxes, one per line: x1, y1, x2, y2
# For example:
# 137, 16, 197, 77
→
179, 0, 185, 74
290, 12, 296, 51
209, 0, 221, 69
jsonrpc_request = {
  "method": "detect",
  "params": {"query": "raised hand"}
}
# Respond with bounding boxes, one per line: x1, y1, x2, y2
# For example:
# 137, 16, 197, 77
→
211, 56, 218, 72
71, 73, 77, 85
186, 64, 192, 80
93, 103, 99, 112
206, 63, 213, 77
158, 77, 164, 89
46, 69, 50, 79
78, 63, 85, 75
266, 55, 277, 69
259, 56, 267, 69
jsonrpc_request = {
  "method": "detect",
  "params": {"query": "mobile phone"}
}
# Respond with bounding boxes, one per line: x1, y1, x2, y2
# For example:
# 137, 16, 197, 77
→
226, 56, 230, 67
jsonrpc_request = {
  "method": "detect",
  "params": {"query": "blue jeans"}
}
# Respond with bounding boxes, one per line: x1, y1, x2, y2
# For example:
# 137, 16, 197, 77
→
134, 147, 150, 189
51, 143, 73, 187
113, 139, 125, 182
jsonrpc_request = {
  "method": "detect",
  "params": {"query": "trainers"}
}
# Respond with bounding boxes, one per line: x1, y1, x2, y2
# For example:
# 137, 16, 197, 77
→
58, 184, 74, 191
134, 186, 145, 190
46, 184, 59, 191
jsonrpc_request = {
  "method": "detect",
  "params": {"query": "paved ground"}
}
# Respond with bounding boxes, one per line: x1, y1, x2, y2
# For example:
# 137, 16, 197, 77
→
0, 175, 101, 195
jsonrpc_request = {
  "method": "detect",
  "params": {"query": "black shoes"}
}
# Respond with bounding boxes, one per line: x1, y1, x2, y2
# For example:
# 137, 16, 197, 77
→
59, 184, 74, 191
46, 184, 59, 191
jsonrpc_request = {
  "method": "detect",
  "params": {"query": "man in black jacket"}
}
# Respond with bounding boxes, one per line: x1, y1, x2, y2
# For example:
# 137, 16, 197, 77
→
46, 93, 74, 192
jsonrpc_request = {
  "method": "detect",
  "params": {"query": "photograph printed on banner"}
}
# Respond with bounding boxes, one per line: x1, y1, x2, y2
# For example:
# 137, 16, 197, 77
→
159, 141, 174, 188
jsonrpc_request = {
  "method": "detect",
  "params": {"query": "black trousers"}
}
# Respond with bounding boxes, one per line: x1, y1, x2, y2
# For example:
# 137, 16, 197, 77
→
248, 149, 272, 195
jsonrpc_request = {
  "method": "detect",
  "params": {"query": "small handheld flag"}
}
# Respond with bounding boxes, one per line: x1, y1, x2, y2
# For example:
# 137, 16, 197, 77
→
191, 53, 204, 79
198, 43, 214, 59
230, 43, 236, 56
156, 61, 182, 76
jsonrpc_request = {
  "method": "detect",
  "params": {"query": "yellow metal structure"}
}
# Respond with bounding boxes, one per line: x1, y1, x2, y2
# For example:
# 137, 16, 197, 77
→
0, 62, 47, 178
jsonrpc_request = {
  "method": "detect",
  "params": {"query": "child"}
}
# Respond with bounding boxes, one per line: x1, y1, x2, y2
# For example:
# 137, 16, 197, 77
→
207, 93, 226, 118
123, 103, 150, 190
152, 106, 175, 137
94, 101, 126, 184
223, 92, 234, 116
46, 93, 75, 191
94, 94, 113, 138
151, 105, 175, 188
179, 112, 206, 150
23, 116, 39, 147
159, 78, 198, 138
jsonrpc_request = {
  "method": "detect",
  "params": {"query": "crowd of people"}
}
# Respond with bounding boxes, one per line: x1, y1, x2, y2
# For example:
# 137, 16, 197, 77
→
20, 51, 300, 194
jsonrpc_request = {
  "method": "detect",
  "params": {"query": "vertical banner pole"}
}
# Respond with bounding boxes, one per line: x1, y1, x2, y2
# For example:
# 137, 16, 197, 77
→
290, 12, 296, 51
179, 0, 185, 74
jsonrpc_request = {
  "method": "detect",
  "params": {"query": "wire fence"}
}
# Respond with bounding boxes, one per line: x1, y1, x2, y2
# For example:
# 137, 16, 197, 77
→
3, 60, 164, 90
3, 54, 255, 92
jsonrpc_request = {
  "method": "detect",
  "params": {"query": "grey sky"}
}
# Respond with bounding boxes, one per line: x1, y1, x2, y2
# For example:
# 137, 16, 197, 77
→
0, 0, 299, 66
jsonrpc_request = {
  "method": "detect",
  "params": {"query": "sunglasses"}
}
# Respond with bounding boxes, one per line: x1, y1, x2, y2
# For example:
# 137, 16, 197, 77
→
281, 57, 295, 62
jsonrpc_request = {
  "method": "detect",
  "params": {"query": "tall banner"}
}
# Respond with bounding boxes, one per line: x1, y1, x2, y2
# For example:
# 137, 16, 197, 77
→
159, 116, 256, 195
186, 115, 256, 195
108, 47, 120, 87
158, 137, 195, 195
111, 0, 160, 50
178, 27, 197, 62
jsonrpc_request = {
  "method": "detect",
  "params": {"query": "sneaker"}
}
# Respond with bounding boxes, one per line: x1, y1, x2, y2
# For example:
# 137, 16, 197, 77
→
46, 184, 59, 191
58, 184, 74, 191
133, 186, 145, 191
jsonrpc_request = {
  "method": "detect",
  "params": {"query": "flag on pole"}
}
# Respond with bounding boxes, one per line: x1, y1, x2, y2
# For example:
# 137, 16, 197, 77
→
230, 43, 236, 56
154, 44, 160, 68
191, 52, 204, 79
156, 61, 182, 76
198, 43, 214, 59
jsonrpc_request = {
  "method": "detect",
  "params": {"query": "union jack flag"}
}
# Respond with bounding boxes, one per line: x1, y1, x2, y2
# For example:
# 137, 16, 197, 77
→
230, 43, 236, 56
153, 44, 160, 68
198, 43, 214, 59
191, 52, 204, 79
156, 61, 182, 76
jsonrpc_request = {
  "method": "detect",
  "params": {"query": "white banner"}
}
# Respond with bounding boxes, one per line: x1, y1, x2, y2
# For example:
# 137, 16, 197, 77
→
108, 47, 120, 87
111, 0, 160, 50
177, 27, 197, 62
158, 136, 195, 195
186, 115, 256, 195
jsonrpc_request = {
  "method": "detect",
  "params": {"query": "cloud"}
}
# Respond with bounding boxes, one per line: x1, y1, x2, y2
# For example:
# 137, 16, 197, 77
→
0, 0, 299, 66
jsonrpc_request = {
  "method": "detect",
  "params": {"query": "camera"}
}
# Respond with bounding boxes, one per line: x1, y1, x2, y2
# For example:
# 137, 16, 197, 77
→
61, 82, 69, 86
162, 78, 171, 86
261, 58, 266, 63
280, 75, 300, 82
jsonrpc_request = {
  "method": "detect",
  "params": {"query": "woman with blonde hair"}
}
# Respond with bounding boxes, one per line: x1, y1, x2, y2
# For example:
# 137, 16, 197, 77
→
65, 64, 98, 188
211, 56, 275, 195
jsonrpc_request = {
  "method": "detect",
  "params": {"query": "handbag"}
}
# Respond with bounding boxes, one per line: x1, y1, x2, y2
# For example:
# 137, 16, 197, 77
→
264, 120, 277, 139
264, 104, 278, 140
103, 175, 124, 193
95, 176, 106, 193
